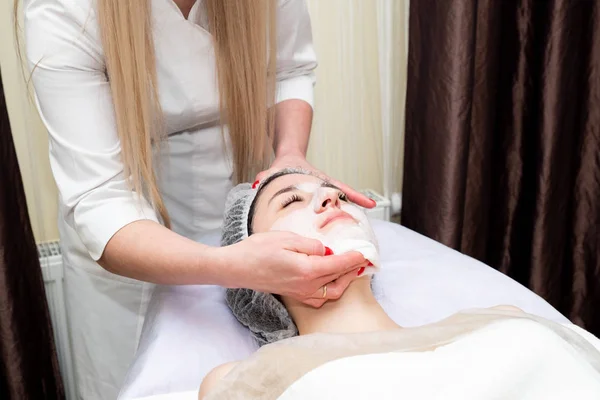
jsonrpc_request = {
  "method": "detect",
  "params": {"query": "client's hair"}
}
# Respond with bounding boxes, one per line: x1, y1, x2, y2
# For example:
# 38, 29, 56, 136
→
221, 169, 312, 346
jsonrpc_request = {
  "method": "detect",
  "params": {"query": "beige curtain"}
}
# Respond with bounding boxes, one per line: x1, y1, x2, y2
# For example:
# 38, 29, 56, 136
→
306, 0, 409, 197
0, 1, 59, 243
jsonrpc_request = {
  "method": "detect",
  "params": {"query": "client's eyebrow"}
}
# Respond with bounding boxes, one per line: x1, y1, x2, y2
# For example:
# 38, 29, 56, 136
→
321, 181, 342, 191
268, 185, 297, 204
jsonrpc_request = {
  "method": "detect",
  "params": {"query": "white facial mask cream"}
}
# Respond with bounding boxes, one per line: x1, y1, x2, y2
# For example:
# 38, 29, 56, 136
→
269, 183, 380, 274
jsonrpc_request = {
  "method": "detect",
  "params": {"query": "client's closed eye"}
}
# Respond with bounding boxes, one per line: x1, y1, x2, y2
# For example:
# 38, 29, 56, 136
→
281, 194, 304, 208
321, 182, 349, 203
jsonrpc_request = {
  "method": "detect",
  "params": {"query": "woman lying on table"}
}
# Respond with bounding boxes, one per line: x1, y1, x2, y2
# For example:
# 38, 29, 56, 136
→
199, 168, 600, 400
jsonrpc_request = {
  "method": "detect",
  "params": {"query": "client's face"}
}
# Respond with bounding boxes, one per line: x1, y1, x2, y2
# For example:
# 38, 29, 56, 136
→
252, 174, 377, 248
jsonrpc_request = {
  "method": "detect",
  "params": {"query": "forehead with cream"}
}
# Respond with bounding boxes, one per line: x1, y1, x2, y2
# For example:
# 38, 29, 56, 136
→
249, 174, 338, 230
248, 172, 318, 234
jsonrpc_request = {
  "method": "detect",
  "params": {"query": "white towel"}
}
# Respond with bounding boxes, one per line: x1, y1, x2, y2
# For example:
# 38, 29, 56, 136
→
278, 319, 600, 400
329, 238, 380, 275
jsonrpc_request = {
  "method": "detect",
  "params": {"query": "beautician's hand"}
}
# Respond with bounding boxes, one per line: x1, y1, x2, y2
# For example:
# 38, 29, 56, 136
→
218, 231, 367, 307
255, 153, 376, 209
303, 258, 371, 308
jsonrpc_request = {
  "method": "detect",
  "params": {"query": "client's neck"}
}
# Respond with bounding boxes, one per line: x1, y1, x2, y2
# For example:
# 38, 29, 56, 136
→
283, 278, 400, 336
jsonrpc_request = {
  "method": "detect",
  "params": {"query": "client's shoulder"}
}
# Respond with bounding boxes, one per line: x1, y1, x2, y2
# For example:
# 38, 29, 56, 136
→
198, 361, 239, 400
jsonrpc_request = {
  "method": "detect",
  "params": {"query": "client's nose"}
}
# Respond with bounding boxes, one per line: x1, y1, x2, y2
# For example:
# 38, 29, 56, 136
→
315, 189, 340, 213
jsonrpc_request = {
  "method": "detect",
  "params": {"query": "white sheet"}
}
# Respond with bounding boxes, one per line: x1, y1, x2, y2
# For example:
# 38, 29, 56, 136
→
119, 220, 569, 400
278, 319, 600, 400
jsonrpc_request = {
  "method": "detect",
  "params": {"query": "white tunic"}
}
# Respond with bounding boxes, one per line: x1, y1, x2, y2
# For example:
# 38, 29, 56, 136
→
23, 0, 316, 398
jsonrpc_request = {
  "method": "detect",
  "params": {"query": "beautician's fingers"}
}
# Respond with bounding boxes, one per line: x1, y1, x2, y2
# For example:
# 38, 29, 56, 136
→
301, 265, 367, 307
302, 298, 327, 308
310, 259, 370, 296
300, 259, 367, 308
309, 251, 366, 280
255, 168, 275, 184
314, 260, 370, 288
284, 235, 328, 256
322, 267, 365, 300
255, 153, 312, 183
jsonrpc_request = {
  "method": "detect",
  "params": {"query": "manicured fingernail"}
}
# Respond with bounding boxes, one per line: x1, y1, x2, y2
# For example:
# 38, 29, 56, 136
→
324, 247, 334, 256
367, 261, 373, 266
252, 180, 260, 189
357, 267, 365, 276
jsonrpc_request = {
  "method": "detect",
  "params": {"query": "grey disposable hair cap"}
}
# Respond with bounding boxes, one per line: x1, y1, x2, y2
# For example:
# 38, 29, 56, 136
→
221, 168, 312, 346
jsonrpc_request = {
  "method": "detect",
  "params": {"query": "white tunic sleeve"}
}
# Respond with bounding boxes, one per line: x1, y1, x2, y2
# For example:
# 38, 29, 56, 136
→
275, 0, 318, 107
24, 0, 159, 261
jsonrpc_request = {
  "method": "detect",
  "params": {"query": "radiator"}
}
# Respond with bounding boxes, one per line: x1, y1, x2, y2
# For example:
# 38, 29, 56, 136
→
38, 241, 77, 400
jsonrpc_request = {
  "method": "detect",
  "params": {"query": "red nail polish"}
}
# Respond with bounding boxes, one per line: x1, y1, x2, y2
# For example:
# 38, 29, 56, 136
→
367, 261, 373, 266
357, 267, 365, 276
324, 247, 334, 256
252, 180, 260, 189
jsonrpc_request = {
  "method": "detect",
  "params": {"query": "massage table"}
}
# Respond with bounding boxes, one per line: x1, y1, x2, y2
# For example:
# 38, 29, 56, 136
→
118, 220, 570, 399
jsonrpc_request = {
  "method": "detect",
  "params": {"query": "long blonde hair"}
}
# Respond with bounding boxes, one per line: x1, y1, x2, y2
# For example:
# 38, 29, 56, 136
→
15, 0, 276, 228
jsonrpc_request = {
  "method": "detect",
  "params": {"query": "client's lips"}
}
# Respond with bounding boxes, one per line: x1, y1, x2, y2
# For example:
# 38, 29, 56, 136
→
319, 210, 356, 229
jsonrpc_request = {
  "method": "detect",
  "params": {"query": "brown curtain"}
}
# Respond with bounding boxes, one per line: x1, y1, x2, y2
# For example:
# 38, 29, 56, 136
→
0, 71, 64, 398
402, 0, 600, 335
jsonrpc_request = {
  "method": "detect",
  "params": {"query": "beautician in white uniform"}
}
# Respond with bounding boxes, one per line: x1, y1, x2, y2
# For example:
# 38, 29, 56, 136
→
22, 0, 374, 398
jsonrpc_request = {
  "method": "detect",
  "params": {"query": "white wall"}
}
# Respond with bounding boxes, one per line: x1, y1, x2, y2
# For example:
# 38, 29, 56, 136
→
1, 0, 408, 243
